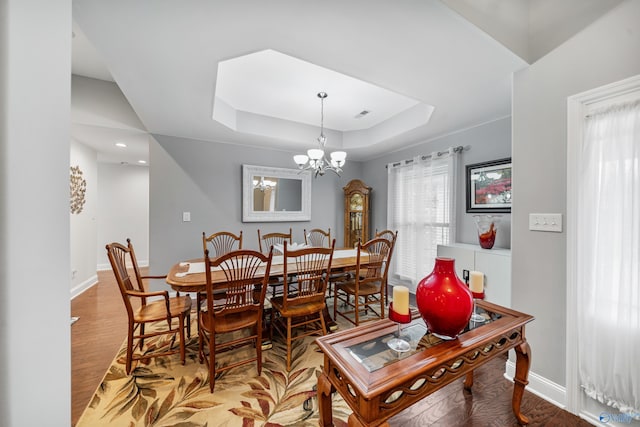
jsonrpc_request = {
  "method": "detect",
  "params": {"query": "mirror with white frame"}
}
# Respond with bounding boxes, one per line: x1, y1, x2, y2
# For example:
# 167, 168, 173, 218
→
242, 164, 312, 222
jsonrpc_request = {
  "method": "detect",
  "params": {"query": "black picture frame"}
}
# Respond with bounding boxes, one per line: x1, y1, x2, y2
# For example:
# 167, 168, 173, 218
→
466, 158, 512, 213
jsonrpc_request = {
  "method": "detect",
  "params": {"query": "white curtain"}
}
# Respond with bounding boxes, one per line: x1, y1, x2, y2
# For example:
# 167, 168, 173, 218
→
577, 99, 640, 417
387, 148, 457, 292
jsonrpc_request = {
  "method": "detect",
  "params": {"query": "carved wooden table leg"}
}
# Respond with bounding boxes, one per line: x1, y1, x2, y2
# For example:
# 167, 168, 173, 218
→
464, 371, 474, 391
318, 371, 335, 427
512, 340, 532, 425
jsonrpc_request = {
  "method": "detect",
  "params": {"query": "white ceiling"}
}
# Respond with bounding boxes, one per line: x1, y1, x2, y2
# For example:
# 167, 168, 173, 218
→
70, 0, 620, 164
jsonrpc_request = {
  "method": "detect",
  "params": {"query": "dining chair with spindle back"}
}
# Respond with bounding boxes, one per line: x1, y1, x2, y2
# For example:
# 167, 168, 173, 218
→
374, 229, 398, 303
202, 230, 243, 255
106, 238, 192, 374
270, 240, 335, 371
257, 228, 293, 254
258, 228, 294, 299
304, 228, 331, 247
199, 248, 273, 392
198, 231, 244, 325
374, 229, 397, 243
333, 237, 392, 326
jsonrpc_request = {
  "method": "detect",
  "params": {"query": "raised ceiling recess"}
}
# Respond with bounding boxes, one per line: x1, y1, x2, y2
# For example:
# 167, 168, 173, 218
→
212, 49, 435, 151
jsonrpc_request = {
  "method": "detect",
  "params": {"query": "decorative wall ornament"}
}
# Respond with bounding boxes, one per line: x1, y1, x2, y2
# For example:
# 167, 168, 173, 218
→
70, 165, 87, 214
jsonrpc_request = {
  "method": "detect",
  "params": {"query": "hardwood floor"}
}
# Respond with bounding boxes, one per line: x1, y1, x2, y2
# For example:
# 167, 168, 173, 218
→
71, 273, 590, 426
71, 269, 132, 426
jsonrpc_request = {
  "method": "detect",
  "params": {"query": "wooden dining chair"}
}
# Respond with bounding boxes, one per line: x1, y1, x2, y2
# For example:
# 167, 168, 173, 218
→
304, 228, 331, 247
258, 228, 293, 299
202, 230, 243, 255
270, 240, 335, 372
333, 237, 392, 326
198, 231, 244, 323
304, 227, 345, 304
199, 248, 273, 392
106, 239, 192, 374
374, 229, 398, 302
375, 229, 397, 243
257, 228, 293, 254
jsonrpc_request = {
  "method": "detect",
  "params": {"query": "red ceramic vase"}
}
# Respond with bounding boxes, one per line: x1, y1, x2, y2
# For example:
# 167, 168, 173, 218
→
415, 257, 474, 340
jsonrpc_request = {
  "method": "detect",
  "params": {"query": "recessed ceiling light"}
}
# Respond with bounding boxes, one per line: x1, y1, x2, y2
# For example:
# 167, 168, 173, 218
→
115, 142, 127, 148
137, 160, 147, 164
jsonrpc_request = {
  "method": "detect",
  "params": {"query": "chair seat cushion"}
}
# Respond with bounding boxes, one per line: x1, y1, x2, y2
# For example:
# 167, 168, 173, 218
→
270, 296, 325, 317
200, 310, 260, 334
336, 280, 381, 296
134, 296, 192, 323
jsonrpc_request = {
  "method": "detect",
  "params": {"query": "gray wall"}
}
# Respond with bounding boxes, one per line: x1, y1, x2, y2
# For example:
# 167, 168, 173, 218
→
149, 134, 362, 283
512, 0, 640, 387
1, 0, 71, 425
362, 116, 512, 249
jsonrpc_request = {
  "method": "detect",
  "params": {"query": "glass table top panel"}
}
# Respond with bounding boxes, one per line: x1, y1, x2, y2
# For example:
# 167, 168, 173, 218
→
346, 306, 502, 373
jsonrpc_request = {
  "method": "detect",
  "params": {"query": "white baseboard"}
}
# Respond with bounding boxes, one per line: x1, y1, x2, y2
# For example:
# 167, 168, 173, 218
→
70, 274, 98, 299
505, 359, 567, 409
578, 411, 607, 426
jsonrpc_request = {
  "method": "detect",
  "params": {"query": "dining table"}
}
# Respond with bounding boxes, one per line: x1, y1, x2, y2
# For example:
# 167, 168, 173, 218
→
166, 247, 370, 334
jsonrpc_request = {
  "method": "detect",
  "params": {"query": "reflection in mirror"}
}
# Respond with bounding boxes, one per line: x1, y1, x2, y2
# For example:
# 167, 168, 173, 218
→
252, 176, 302, 212
243, 165, 311, 222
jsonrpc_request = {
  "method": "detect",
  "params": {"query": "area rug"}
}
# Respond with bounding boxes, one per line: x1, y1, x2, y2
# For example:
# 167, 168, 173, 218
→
76, 315, 353, 426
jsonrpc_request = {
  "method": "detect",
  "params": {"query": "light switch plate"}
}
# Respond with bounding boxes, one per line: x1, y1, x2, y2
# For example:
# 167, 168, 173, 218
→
182, 211, 191, 222
529, 213, 562, 232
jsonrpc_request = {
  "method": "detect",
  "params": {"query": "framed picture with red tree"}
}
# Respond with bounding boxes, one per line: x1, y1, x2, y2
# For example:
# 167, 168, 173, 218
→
466, 158, 511, 213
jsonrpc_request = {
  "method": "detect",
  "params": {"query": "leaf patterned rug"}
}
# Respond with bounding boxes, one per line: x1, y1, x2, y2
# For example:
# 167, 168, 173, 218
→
77, 315, 352, 426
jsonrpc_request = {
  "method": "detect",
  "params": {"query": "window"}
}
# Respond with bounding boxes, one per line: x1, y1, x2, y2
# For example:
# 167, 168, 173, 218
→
387, 150, 457, 291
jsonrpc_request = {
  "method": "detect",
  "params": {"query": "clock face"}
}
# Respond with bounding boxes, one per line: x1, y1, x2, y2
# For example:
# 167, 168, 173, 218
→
350, 193, 363, 211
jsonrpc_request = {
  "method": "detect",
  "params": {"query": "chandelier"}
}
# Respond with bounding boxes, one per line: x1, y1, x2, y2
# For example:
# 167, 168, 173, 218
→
293, 92, 347, 177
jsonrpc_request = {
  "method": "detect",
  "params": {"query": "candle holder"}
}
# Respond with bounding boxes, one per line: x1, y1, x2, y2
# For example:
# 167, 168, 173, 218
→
470, 291, 485, 323
387, 302, 411, 352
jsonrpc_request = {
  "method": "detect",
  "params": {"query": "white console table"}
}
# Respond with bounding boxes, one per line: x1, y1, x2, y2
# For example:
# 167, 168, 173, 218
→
436, 243, 511, 308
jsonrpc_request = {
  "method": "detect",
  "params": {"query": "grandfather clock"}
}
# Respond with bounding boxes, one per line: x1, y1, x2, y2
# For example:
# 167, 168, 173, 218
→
343, 179, 371, 248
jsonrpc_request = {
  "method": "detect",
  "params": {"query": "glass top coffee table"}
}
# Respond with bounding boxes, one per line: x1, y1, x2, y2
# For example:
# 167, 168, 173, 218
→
315, 300, 534, 427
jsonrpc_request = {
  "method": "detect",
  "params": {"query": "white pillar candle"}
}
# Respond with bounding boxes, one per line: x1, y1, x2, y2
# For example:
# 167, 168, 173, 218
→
393, 285, 409, 315
469, 271, 484, 293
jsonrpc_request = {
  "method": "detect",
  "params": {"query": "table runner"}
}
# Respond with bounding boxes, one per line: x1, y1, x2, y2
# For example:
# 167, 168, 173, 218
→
175, 249, 360, 277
